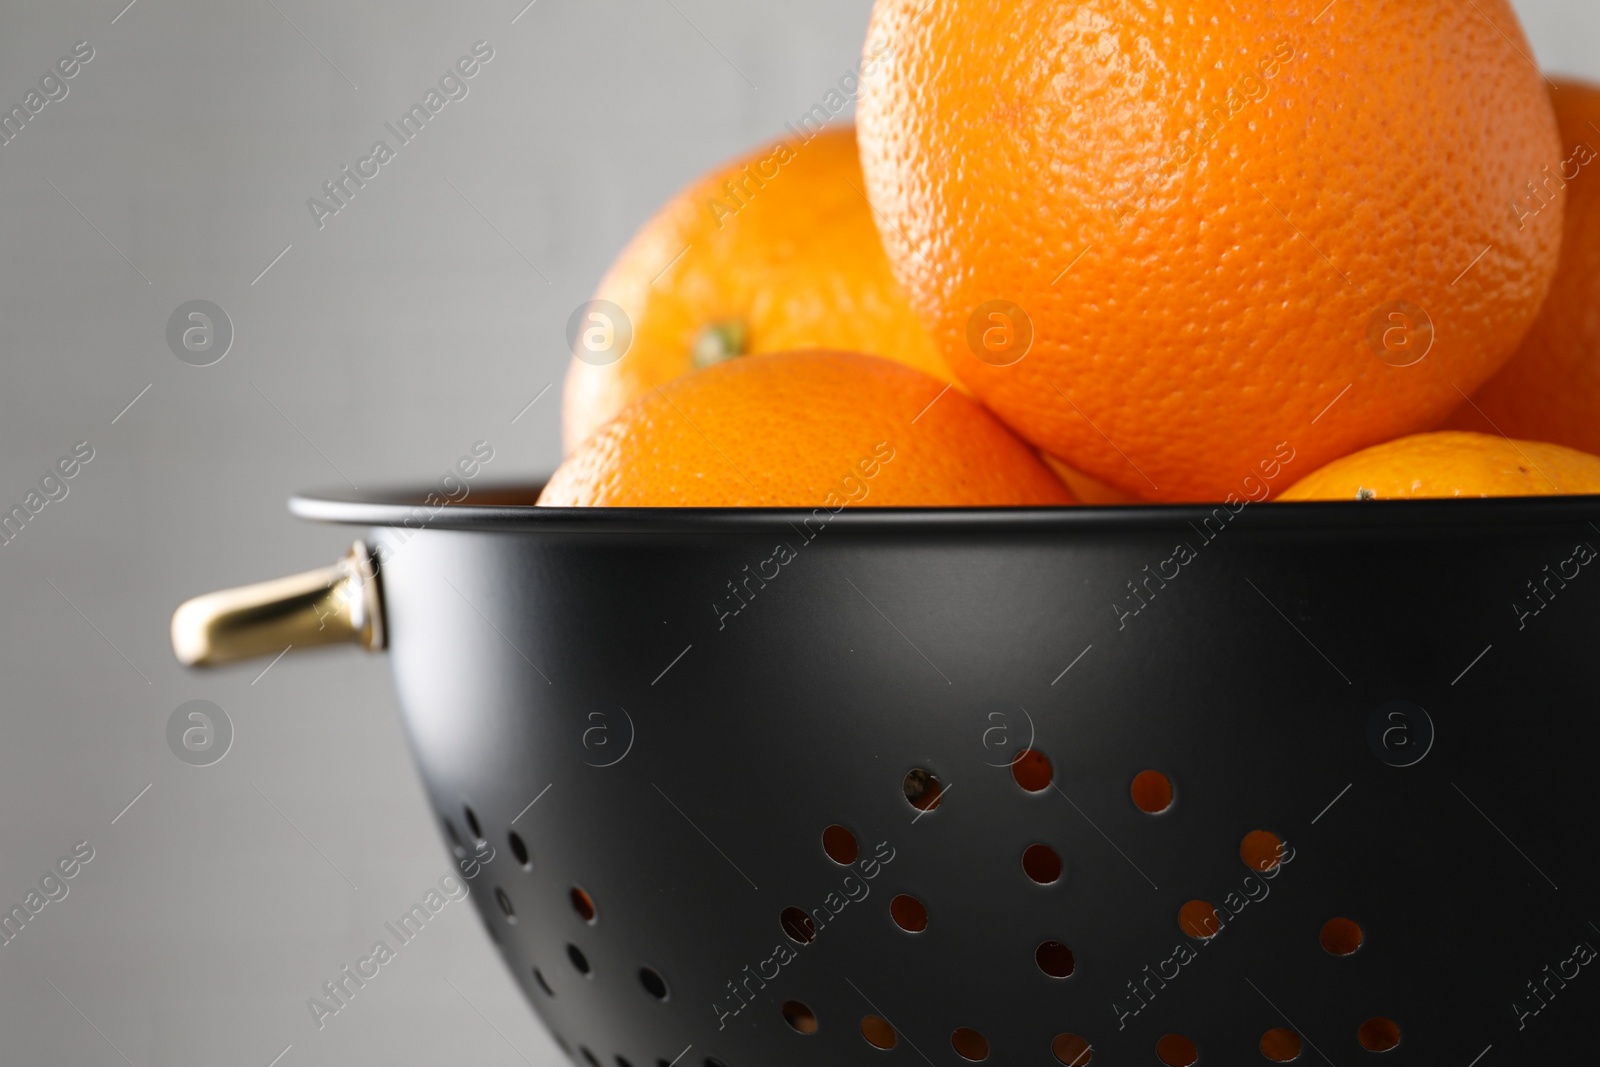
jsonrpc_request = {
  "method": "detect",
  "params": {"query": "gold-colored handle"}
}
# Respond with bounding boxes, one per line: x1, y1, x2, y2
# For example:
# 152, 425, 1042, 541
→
171, 541, 385, 667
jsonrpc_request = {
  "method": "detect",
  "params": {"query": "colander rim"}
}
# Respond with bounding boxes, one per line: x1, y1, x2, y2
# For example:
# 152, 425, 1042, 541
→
289, 483, 1600, 535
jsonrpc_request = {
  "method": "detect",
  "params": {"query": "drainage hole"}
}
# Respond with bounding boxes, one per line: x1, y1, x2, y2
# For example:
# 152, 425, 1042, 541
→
1011, 748, 1054, 792
861, 1015, 897, 1050
1022, 843, 1062, 885
1178, 899, 1222, 940
567, 943, 591, 976
823, 823, 859, 864
890, 894, 928, 933
903, 768, 943, 811
494, 886, 516, 923
781, 906, 817, 945
1051, 1033, 1092, 1065
1241, 829, 1284, 873
571, 885, 598, 924
1260, 1027, 1301, 1062
1156, 1033, 1198, 1067
1320, 916, 1364, 956
1035, 939, 1075, 978
951, 1027, 989, 1062
782, 999, 818, 1035
1131, 770, 1174, 814
639, 966, 669, 1001
508, 830, 530, 869
1357, 1017, 1400, 1053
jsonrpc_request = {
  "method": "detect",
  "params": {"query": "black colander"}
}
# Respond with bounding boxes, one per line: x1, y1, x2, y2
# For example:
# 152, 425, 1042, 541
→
173, 488, 1600, 1065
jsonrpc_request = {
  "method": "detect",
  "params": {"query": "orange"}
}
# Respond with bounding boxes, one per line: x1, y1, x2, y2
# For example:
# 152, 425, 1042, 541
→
1043, 455, 1138, 505
1278, 431, 1600, 501
1449, 79, 1600, 453
539, 351, 1071, 507
561, 125, 949, 452
857, 0, 1563, 502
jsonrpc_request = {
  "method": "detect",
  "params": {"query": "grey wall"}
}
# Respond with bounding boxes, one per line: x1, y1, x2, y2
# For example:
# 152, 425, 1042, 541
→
0, 1, 1593, 1064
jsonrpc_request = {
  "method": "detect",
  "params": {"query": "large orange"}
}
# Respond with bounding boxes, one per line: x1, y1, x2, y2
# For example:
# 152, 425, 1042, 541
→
857, 0, 1563, 502
561, 125, 949, 452
540, 351, 1071, 507
1449, 79, 1600, 453
1279, 431, 1600, 500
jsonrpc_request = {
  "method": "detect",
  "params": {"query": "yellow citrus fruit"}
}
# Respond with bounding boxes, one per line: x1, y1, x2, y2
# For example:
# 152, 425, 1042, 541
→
1278, 431, 1600, 500
1449, 78, 1600, 453
857, 0, 1564, 501
541, 351, 1070, 507
561, 125, 949, 452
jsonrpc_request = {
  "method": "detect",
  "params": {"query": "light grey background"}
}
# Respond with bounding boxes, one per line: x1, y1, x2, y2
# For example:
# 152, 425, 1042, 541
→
0, 2, 1593, 1064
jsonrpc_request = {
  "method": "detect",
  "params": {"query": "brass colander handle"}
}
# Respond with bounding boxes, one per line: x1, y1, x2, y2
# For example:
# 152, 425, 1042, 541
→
170, 541, 385, 667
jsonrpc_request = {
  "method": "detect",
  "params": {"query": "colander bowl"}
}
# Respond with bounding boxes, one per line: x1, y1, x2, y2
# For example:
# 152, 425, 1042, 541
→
173, 487, 1600, 1065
